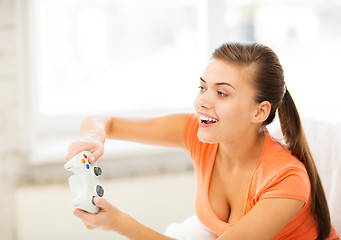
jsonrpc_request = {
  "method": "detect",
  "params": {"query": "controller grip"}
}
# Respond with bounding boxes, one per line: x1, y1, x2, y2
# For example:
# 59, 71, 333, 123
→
68, 175, 83, 193
72, 195, 84, 208
64, 161, 74, 171
71, 194, 100, 214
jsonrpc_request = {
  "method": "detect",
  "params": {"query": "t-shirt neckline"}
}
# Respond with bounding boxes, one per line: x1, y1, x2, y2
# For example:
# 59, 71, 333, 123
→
205, 128, 270, 226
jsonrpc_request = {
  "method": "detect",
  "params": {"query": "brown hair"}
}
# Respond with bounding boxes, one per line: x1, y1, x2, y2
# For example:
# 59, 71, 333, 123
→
213, 42, 331, 240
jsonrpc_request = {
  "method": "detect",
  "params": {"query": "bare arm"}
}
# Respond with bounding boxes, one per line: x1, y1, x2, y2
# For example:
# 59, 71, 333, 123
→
217, 198, 305, 240
101, 114, 191, 147
66, 113, 191, 161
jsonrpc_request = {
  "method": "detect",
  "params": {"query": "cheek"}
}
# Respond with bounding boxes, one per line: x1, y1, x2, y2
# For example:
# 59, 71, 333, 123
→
218, 101, 252, 127
216, 103, 237, 121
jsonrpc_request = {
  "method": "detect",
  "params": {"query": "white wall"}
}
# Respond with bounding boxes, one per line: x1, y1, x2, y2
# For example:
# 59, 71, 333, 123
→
0, 0, 26, 239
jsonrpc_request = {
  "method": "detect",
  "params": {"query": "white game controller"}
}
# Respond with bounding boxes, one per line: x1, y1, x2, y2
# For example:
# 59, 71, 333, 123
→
64, 151, 104, 213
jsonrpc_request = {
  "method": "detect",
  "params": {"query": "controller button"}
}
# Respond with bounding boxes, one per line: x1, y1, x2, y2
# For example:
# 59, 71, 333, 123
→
81, 159, 86, 164
92, 196, 96, 206
96, 185, 104, 197
83, 154, 88, 159
94, 167, 102, 176
86, 164, 90, 169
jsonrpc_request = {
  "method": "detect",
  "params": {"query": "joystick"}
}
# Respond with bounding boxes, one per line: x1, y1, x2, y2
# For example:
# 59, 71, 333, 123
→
64, 151, 104, 213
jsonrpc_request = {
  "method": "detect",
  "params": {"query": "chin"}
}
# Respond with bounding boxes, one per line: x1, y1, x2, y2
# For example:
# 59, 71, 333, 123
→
197, 130, 218, 144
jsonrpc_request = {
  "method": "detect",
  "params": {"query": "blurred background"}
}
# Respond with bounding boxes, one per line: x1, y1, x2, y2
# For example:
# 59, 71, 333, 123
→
1, 0, 341, 239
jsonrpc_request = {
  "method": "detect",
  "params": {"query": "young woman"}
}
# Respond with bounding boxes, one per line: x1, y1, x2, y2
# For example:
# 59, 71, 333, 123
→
66, 42, 339, 240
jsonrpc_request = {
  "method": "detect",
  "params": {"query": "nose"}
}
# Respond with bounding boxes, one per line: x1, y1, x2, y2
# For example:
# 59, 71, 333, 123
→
195, 91, 212, 110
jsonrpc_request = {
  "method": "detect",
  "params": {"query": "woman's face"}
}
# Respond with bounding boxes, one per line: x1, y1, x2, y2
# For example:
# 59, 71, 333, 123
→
194, 59, 260, 144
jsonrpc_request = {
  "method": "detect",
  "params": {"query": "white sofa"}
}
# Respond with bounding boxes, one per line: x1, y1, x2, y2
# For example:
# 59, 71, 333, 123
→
302, 119, 341, 233
271, 118, 341, 234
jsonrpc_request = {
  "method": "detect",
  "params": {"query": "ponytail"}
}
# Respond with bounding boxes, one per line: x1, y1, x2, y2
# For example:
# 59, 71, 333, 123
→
278, 89, 331, 240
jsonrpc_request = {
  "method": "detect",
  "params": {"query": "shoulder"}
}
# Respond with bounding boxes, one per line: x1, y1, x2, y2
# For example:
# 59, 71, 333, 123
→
262, 133, 307, 176
248, 133, 311, 206
183, 113, 198, 149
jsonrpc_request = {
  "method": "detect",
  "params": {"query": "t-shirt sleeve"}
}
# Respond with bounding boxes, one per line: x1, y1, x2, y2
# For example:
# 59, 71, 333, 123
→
183, 113, 199, 152
259, 168, 311, 203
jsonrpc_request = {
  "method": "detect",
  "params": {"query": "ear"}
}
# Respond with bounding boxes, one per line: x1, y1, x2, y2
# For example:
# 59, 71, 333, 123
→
252, 101, 271, 124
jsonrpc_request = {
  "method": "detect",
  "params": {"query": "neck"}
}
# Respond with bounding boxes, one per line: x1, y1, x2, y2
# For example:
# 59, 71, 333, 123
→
217, 127, 265, 170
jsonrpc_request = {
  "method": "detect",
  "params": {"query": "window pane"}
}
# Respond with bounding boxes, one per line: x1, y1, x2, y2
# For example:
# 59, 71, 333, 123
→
220, 0, 341, 121
33, 0, 199, 116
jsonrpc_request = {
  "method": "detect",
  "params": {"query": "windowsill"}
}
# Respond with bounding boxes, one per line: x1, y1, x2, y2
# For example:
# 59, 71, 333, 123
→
29, 138, 185, 165
26, 138, 193, 184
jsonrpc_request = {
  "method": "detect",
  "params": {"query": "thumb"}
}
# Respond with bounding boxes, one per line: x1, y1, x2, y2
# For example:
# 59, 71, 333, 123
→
93, 197, 108, 209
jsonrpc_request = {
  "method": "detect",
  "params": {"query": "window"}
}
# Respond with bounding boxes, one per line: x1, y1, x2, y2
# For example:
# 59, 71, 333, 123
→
25, 0, 204, 163
218, 0, 341, 122
34, 0, 200, 117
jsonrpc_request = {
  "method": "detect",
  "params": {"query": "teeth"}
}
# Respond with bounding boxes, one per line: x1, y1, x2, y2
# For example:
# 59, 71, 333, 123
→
200, 115, 217, 122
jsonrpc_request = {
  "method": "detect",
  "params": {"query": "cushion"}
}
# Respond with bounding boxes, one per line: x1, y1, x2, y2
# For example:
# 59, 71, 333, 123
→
270, 119, 341, 233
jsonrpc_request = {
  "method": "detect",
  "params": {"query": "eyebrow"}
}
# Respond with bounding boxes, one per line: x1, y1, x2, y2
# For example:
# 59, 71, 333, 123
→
200, 77, 236, 90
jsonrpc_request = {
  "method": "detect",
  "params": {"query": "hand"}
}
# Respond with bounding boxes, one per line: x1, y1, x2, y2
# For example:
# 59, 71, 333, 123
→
73, 198, 122, 231
74, 198, 175, 240
66, 136, 104, 163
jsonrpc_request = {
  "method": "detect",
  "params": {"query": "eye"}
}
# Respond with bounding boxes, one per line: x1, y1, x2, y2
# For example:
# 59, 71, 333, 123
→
198, 86, 206, 92
217, 91, 228, 97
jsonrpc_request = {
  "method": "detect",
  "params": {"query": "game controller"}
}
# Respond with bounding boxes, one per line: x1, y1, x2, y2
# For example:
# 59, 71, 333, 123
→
64, 151, 104, 213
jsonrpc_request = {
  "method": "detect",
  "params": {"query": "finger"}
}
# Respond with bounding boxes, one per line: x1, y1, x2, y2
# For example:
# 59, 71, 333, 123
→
73, 209, 99, 229
66, 150, 81, 162
73, 208, 85, 218
65, 142, 77, 161
73, 208, 93, 221
93, 197, 107, 209
84, 223, 95, 230
88, 148, 103, 163
66, 142, 84, 161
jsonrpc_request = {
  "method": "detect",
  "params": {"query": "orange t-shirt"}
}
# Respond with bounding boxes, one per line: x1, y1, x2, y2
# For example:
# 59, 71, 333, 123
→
184, 113, 339, 239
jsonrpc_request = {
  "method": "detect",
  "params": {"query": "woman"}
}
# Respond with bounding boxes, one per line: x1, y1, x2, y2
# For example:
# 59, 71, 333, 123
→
66, 42, 339, 239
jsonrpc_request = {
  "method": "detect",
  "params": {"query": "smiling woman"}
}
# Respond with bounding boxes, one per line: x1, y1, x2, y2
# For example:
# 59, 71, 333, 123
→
192, 42, 339, 239
65, 42, 339, 239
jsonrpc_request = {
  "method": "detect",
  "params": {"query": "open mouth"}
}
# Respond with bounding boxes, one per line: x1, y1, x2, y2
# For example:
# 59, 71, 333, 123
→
200, 115, 218, 125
